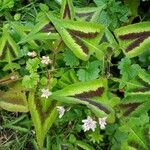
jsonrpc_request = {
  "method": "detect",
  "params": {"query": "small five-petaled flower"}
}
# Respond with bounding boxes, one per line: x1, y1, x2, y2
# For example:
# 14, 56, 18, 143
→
57, 106, 65, 118
82, 116, 97, 132
41, 88, 52, 99
98, 117, 107, 130
41, 56, 51, 65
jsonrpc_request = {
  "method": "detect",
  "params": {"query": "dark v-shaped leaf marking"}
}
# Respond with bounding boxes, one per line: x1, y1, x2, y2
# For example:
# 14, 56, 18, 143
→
129, 77, 150, 93
68, 29, 99, 54
120, 102, 142, 116
119, 31, 150, 52
0, 41, 17, 60
72, 87, 110, 114
63, 3, 71, 19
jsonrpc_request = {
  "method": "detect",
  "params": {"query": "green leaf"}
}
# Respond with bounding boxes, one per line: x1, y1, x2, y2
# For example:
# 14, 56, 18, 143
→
51, 79, 115, 118
26, 58, 40, 74
75, 6, 104, 22
77, 61, 100, 82
63, 49, 79, 67
124, 0, 140, 16
114, 22, 150, 58
76, 140, 95, 150
46, 13, 104, 61
28, 91, 58, 149
120, 69, 150, 116
118, 57, 141, 88
11, 22, 39, 49
119, 113, 149, 150
0, 24, 20, 62
39, 3, 49, 12
0, 81, 28, 112
0, 0, 14, 11
57, 69, 79, 89
22, 73, 39, 89
60, 0, 74, 20
3, 62, 20, 71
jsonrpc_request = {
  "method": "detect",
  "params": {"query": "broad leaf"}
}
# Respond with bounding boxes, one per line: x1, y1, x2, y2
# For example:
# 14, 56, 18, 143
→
46, 13, 105, 61
120, 113, 150, 150
0, 81, 28, 112
114, 22, 150, 58
51, 79, 115, 118
28, 91, 58, 149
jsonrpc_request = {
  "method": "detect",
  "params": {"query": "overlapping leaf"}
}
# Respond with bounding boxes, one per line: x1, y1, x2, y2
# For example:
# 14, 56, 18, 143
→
28, 91, 58, 149
50, 79, 115, 117
46, 13, 105, 61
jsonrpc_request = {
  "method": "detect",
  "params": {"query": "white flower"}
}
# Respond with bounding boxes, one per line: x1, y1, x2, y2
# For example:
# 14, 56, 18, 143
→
10, 75, 18, 80
82, 116, 97, 132
98, 117, 107, 130
41, 56, 51, 65
57, 106, 65, 118
41, 88, 52, 99
27, 51, 37, 57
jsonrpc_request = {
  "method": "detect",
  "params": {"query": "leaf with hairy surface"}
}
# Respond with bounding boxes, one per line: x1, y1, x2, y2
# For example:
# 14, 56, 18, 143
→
0, 81, 28, 112
28, 91, 58, 150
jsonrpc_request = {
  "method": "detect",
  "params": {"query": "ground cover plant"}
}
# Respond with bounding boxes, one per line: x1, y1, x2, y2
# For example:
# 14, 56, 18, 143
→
0, 0, 150, 150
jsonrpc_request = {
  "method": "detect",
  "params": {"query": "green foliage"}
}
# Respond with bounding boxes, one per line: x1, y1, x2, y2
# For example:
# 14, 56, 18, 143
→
114, 22, 150, 58
22, 58, 40, 89
0, 0, 14, 16
77, 60, 101, 82
0, 81, 28, 112
94, 0, 130, 30
63, 49, 79, 67
118, 57, 141, 88
0, 0, 150, 149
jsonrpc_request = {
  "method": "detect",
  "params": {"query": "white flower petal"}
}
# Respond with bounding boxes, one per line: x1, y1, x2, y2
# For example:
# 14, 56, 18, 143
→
57, 106, 65, 118
41, 56, 51, 65
27, 51, 37, 57
41, 88, 52, 99
82, 116, 97, 132
98, 117, 107, 130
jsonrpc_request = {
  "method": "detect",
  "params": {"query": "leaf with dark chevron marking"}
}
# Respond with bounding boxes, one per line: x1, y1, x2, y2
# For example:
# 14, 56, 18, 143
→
0, 25, 20, 62
12, 20, 59, 45
114, 22, 150, 58
28, 91, 58, 149
50, 79, 114, 117
46, 13, 104, 60
60, 0, 74, 20
75, 6, 104, 22
0, 81, 28, 112
120, 70, 150, 116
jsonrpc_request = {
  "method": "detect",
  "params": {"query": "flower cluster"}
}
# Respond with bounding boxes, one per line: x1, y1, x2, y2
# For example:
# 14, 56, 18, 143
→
82, 116, 107, 132
41, 56, 52, 65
